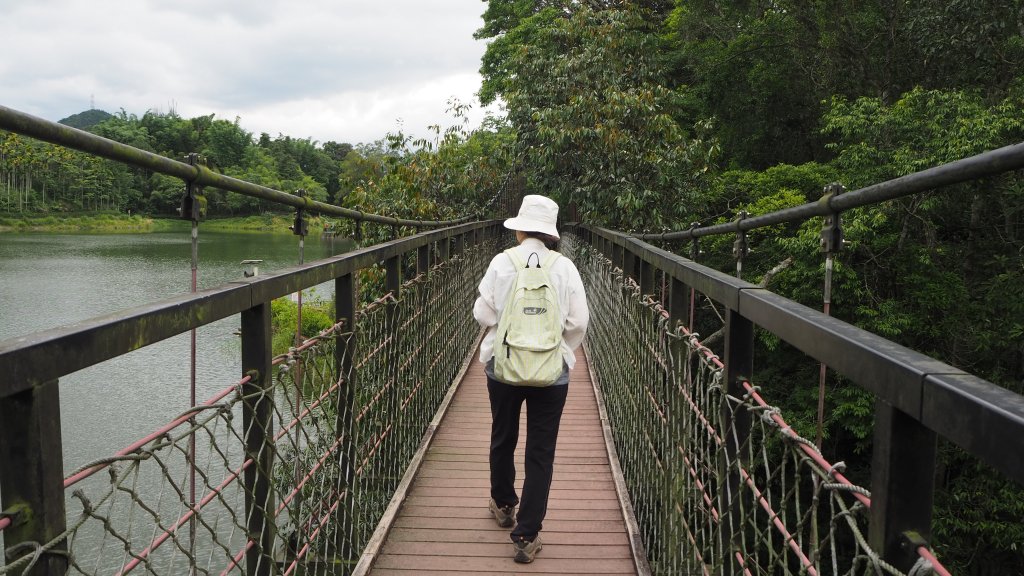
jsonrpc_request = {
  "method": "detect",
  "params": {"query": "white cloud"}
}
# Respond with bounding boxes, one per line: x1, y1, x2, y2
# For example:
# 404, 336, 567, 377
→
0, 0, 498, 144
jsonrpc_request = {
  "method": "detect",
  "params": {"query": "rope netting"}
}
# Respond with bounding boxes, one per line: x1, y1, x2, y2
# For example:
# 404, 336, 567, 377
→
565, 233, 940, 576
0, 235, 496, 576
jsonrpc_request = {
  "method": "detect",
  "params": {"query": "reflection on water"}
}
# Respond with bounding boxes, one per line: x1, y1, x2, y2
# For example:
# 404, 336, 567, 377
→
0, 229, 353, 569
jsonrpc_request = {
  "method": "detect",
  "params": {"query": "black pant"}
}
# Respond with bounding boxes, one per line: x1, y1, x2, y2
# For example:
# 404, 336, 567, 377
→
487, 377, 569, 541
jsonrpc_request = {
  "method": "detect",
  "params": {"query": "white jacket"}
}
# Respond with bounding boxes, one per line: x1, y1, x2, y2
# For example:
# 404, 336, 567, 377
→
473, 237, 590, 369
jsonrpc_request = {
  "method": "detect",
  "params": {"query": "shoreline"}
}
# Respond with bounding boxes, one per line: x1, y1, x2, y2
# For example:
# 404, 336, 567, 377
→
0, 213, 308, 234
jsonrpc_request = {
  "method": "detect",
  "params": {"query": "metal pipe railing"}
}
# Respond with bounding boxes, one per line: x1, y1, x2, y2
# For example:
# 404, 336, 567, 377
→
634, 141, 1024, 241
577, 222, 1024, 573
0, 104, 472, 227
0, 218, 504, 576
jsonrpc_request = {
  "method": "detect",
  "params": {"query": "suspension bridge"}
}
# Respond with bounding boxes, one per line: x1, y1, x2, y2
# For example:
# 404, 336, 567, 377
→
1, 103, 1023, 576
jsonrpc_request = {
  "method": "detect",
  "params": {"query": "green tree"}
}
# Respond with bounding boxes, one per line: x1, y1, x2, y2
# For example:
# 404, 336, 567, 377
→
497, 6, 716, 229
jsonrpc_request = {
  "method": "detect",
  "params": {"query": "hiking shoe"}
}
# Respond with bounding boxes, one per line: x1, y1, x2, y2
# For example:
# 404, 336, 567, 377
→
489, 498, 515, 528
513, 535, 542, 563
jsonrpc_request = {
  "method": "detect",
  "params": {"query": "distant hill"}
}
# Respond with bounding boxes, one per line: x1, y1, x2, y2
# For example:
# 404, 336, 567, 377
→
59, 109, 114, 130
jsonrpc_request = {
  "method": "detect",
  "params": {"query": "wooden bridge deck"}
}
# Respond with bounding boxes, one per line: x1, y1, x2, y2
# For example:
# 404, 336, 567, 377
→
362, 347, 642, 575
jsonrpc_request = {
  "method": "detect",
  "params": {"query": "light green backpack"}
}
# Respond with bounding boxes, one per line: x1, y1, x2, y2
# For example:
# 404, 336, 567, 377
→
493, 248, 564, 386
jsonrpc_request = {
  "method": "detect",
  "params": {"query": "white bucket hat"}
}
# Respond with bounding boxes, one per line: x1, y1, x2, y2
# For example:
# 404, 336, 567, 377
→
503, 194, 560, 239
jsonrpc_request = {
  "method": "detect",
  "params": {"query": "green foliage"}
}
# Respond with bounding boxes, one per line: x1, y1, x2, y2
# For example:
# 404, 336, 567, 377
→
496, 6, 718, 230
338, 100, 514, 243
2, 109, 357, 219
663, 0, 1024, 168
270, 296, 335, 357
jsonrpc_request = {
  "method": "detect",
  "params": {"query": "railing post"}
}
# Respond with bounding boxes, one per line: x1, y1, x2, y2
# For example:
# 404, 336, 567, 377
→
437, 236, 450, 262
668, 275, 690, 332
241, 304, 276, 576
689, 224, 700, 331
623, 249, 638, 285
612, 242, 624, 272
0, 380, 68, 576
385, 255, 401, 305
869, 402, 938, 572
639, 258, 655, 296
722, 307, 754, 572
385, 253, 404, 455
334, 272, 358, 564
417, 243, 430, 278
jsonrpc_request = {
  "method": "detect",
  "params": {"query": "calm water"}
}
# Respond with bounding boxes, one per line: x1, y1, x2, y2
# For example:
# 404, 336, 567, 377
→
0, 229, 352, 568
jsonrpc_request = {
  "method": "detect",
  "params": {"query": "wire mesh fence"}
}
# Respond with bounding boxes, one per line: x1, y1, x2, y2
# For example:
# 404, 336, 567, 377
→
0, 233, 498, 576
566, 232, 931, 576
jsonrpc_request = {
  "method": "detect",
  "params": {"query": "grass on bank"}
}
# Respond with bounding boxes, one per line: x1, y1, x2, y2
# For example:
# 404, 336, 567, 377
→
0, 212, 318, 234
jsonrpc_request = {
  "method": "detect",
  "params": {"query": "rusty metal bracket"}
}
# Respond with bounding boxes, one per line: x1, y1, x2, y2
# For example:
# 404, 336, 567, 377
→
179, 153, 207, 222
819, 182, 845, 254
290, 189, 309, 237
689, 222, 700, 261
732, 211, 749, 260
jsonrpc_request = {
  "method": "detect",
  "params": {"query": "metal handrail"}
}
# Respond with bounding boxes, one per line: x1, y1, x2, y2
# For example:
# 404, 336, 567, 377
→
583, 223, 1024, 486
0, 103, 473, 227
0, 220, 496, 397
578, 219, 1024, 572
632, 141, 1024, 241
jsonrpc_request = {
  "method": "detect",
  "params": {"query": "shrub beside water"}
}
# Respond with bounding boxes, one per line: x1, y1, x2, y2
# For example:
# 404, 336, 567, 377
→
270, 296, 335, 357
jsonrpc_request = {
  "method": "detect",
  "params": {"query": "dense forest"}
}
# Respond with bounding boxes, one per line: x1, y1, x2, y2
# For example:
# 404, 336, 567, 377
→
0, 100, 510, 224
2, 0, 1023, 571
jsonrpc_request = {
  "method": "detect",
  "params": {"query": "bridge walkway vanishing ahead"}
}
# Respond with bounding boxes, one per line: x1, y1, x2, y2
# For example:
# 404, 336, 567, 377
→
358, 346, 644, 576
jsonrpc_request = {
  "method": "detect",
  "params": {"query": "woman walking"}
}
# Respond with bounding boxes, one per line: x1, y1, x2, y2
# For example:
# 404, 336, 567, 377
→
472, 194, 590, 563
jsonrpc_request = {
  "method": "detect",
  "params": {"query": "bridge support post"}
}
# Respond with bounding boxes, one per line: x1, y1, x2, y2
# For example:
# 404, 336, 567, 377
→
722, 309, 754, 573
437, 235, 450, 263
241, 304, 276, 576
417, 243, 430, 279
668, 276, 690, 332
0, 379, 68, 576
611, 242, 624, 272
452, 232, 464, 257
623, 250, 638, 286
335, 272, 358, 566
385, 253, 406, 479
638, 258, 655, 296
869, 402, 937, 572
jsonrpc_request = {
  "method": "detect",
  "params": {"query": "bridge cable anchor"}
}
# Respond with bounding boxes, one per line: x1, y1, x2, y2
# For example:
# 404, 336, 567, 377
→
688, 222, 700, 261
290, 189, 309, 237
816, 182, 845, 448
819, 182, 846, 255
732, 211, 749, 279
179, 153, 207, 222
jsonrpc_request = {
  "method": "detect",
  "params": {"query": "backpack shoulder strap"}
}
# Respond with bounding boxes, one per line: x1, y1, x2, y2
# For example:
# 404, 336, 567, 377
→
504, 247, 526, 270
541, 250, 561, 269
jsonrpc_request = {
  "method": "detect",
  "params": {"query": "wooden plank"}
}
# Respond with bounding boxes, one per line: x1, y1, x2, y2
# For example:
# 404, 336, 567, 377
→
397, 505, 627, 519
386, 528, 631, 546
364, 348, 639, 575
394, 517, 629, 532
408, 486, 620, 500
372, 555, 637, 573
372, 565, 634, 569
379, 541, 633, 559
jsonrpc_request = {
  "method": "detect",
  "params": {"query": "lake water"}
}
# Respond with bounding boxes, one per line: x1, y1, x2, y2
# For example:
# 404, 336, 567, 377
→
0, 228, 353, 569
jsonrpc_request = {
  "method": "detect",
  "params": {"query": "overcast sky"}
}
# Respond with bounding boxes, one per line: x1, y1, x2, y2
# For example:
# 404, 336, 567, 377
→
0, 0, 500, 145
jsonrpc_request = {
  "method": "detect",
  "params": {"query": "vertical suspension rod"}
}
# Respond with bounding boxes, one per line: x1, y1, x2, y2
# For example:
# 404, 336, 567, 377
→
290, 190, 309, 549
181, 152, 206, 575
816, 183, 845, 449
